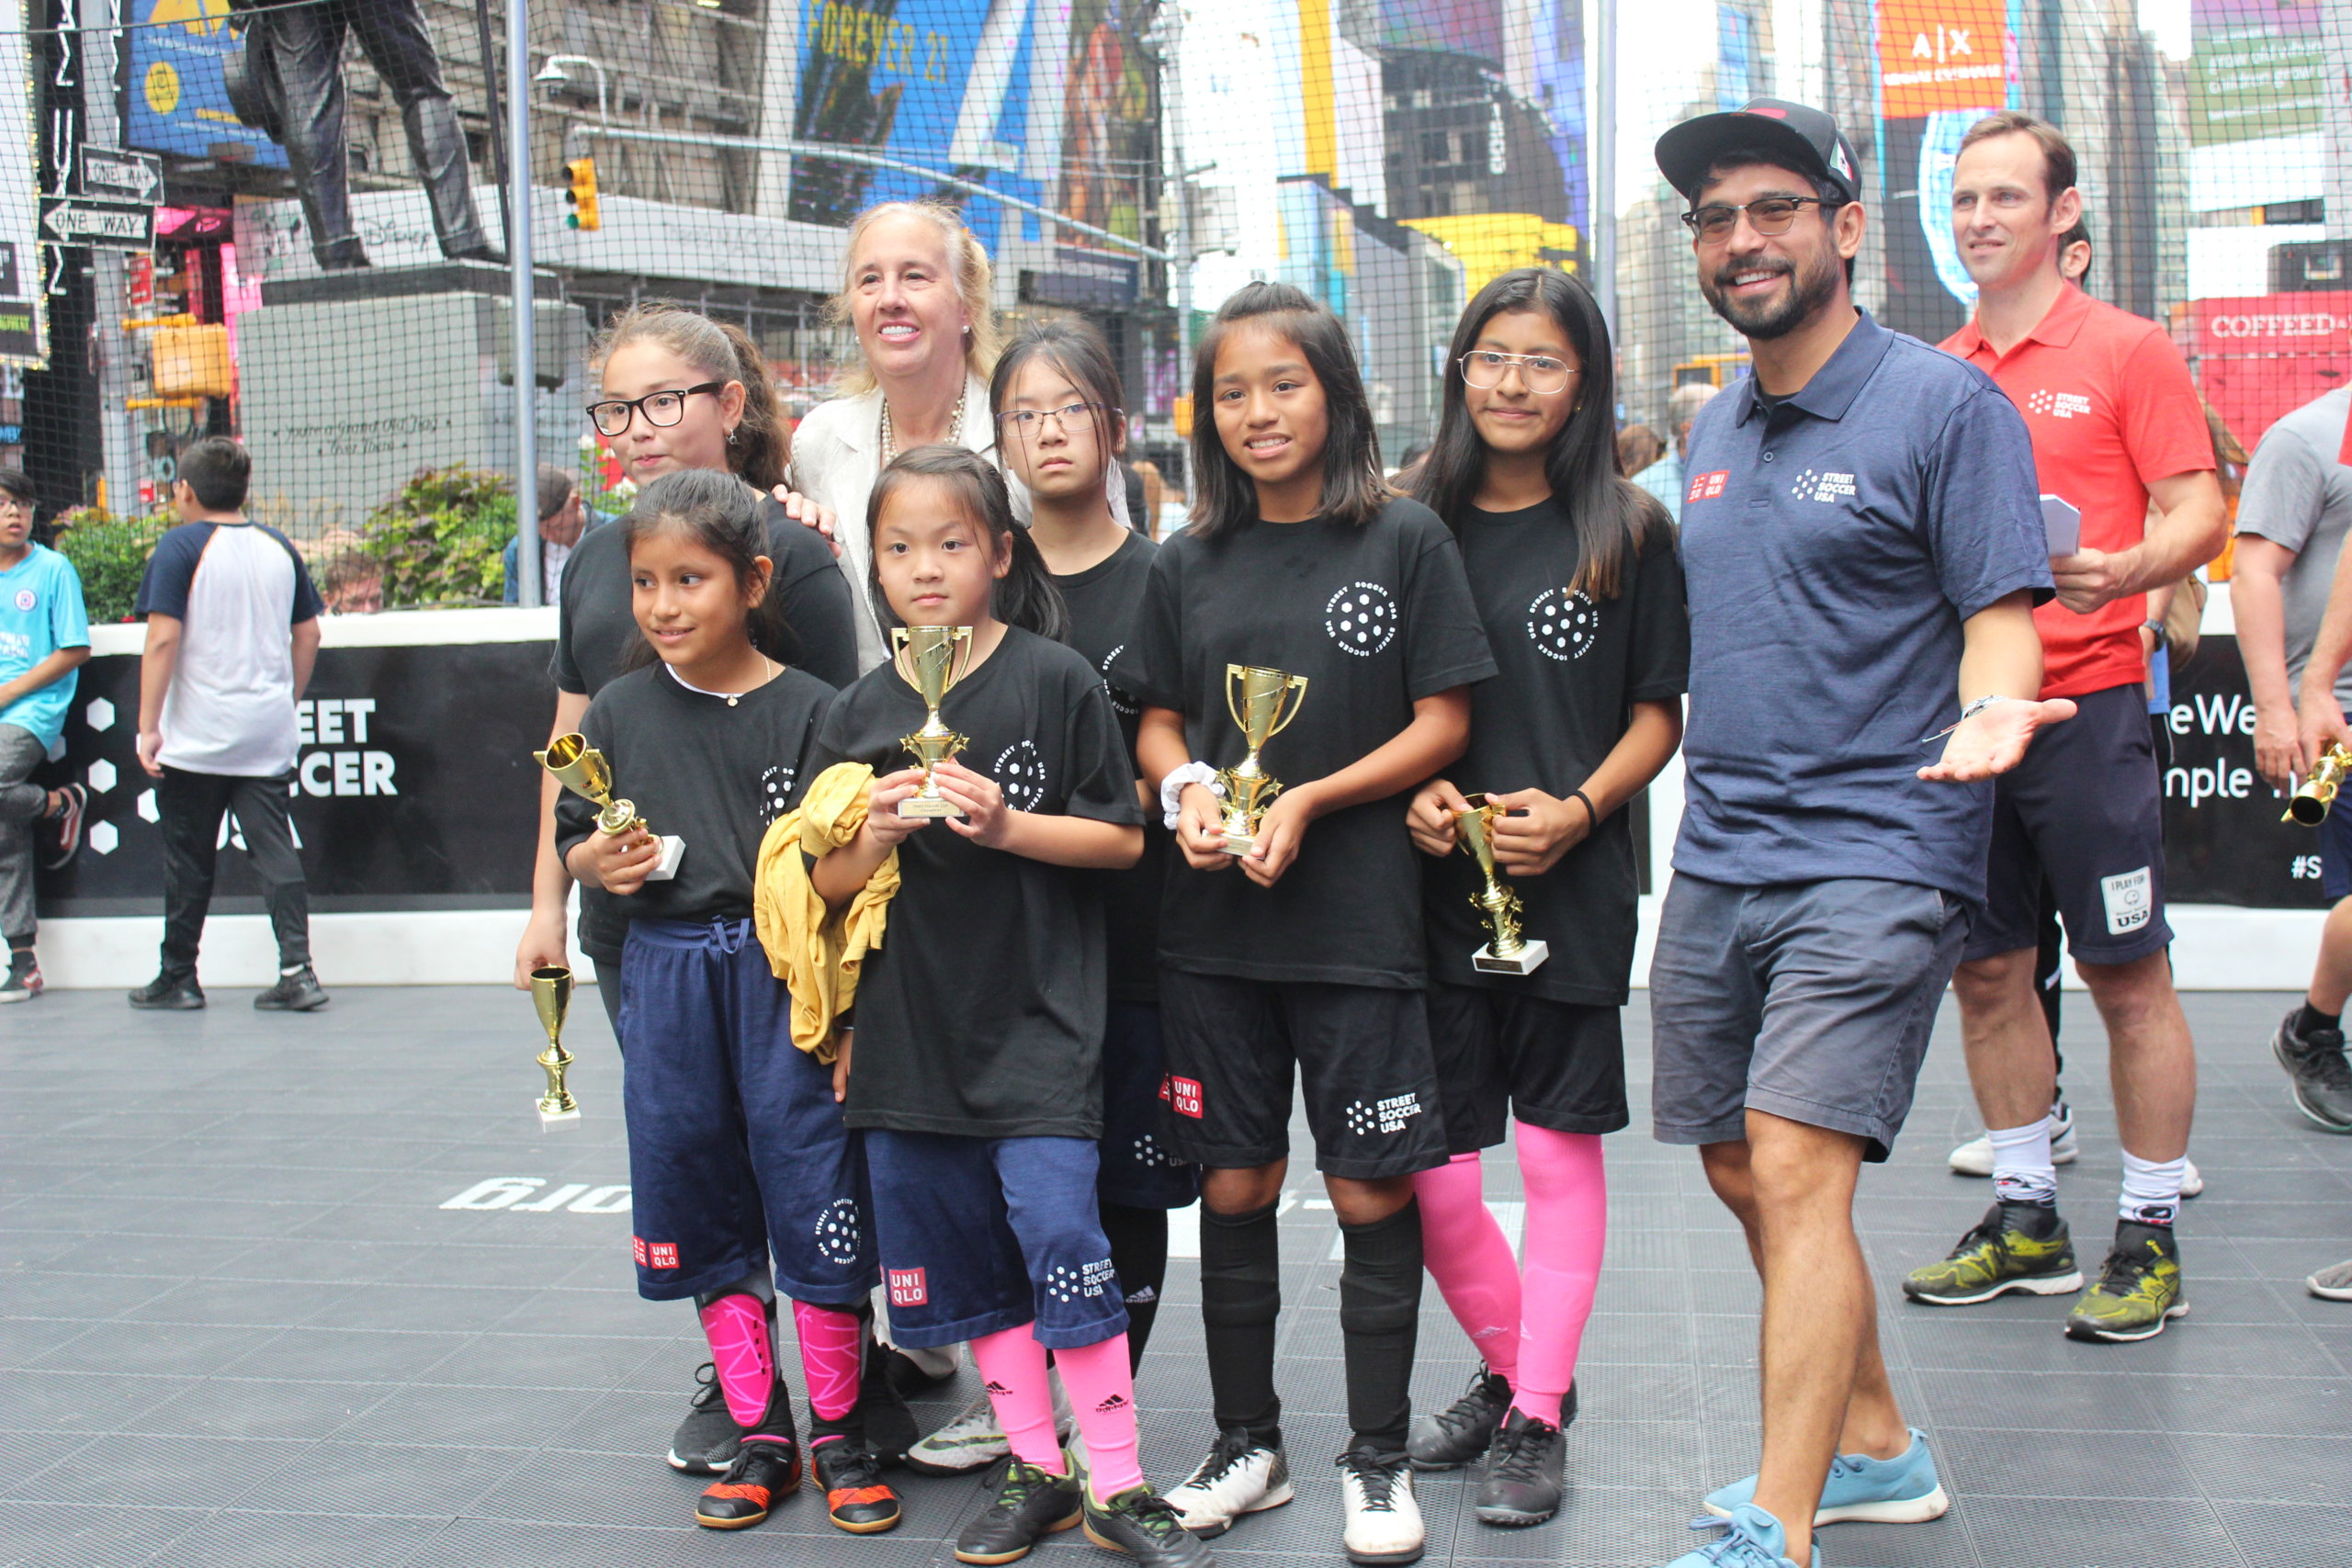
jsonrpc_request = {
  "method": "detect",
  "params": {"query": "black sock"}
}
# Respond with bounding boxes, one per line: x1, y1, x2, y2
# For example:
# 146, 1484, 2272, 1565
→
2298, 1001, 2342, 1038
1199, 1200, 1282, 1448
1338, 1199, 1423, 1453
1101, 1201, 1169, 1374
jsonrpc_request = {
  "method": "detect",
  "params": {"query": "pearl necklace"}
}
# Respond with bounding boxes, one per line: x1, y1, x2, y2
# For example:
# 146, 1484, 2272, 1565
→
879, 381, 967, 466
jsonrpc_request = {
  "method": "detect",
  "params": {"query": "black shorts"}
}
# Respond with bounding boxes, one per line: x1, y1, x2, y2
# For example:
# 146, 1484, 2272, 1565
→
1969, 682, 2172, 966
1425, 985, 1630, 1153
1157, 970, 1449, 1180
1098, 1001, 1202, 1210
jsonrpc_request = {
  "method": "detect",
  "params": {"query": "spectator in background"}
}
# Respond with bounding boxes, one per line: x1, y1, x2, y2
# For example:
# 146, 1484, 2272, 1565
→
1635, 384, 1723, 522
503, 464, 605, 605
130, 437, 330, 1014
1615, 423, 1665, 482
1130, 457, 1165, 537
1391, 441, 1431, 486
316, 549, 385, 615
0, 467, 91, 1002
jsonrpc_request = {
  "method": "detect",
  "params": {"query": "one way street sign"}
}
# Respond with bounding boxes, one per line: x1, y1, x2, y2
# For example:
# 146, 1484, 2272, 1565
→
38, 197, 154, 252
79, 147, 164, 204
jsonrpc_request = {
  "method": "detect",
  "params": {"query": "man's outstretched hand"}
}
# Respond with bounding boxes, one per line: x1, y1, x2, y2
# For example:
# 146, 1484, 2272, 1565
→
1918, 697, 2078, 782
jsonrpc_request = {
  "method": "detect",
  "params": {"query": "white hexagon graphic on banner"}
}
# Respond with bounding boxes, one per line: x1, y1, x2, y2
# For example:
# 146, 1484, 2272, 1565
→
87, 758, 116, 795
136, 788, 159, 823
85, 697, 115, 731
87, 820, 119, 855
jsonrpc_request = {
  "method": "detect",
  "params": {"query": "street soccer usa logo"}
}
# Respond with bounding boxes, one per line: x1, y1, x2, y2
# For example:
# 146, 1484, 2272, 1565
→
1789, 468, 1857, 503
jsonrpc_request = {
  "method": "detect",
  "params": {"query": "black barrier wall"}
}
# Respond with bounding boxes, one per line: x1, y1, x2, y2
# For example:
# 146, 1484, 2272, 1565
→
2164, 635, 2335, 912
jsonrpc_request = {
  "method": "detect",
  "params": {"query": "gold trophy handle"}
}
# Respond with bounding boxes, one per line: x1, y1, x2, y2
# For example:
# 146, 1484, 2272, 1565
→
1225, 667, 1248, 736
1262, 674, 1309, 742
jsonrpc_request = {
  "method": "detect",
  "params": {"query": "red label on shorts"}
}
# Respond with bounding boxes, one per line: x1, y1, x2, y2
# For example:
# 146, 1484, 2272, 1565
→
1168, 1076, 1204, 1120
634, 1237, 678, 1269
888, 1267, 928, 1307
1687, 469, 1729, 503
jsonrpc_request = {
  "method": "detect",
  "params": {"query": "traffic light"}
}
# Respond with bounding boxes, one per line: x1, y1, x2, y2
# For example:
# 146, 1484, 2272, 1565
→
565, 157, 600, 231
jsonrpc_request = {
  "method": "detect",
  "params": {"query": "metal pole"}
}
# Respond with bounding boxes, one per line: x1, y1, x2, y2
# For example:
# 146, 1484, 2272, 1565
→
1592, 0, 1617, 335
1161, 5, 1191, 502
508, 0, 541, 607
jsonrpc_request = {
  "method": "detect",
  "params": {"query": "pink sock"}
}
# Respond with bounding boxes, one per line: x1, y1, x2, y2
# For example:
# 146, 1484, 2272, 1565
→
970, 1325, 1066, 1472
793, 1301, 864, 1443
1412, 1150, 1522, 1383
1054, 1333, 1146, 1498
1510, 1123, 1607, 1427
698, 1292, 775, 1427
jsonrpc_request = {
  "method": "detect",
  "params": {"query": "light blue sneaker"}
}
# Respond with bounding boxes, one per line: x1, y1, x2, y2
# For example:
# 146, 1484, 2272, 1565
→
1700, 1427, 1949, 1526
1657, 1504, 1808, 1566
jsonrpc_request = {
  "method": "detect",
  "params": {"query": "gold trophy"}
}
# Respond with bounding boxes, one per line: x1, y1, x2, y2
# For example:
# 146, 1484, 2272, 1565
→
530, 964, 582, 1122
536, 733, 646, 838
894, 625, 973, 818
1454, 795, 1550, 975
1217, 664, 1310, 854
2287, 745, 2352, 826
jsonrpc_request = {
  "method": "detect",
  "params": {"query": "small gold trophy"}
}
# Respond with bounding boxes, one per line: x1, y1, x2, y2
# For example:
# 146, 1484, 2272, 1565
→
1454, 794, 1550, 975
2288, 745, 2352, 826
894, 625, 974, 818
531, 964, 581, 1123
536, 733, 646, 837
1217, 664, 1310, 854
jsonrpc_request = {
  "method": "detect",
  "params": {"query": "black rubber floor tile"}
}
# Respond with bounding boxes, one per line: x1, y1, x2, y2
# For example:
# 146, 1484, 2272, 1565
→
0, 1500, 212, 1568
150, 1509, 455, 1568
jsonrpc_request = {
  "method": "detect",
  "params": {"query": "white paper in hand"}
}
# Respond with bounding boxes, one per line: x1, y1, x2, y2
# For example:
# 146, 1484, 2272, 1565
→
2041, 493, 2082, 557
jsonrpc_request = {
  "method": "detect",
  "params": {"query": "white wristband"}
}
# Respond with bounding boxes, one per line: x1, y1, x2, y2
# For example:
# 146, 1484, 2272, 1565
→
1159, 761, 1224, 829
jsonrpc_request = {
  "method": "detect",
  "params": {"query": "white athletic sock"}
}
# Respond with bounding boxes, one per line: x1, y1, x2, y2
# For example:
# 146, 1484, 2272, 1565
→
1988, 1116, 2057, 1205
2119, 1150, 2186, 1227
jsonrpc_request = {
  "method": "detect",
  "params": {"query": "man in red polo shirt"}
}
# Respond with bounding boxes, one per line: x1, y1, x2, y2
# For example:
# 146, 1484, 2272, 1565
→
1901, 111, 2225, 1345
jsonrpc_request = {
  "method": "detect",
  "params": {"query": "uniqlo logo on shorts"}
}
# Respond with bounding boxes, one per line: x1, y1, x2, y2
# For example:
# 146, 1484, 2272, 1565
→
633, 1237, 678, 1269
888, 1267, 928, 1307
1166, 1075, 1204, 1120
1687, 470, 1730, 503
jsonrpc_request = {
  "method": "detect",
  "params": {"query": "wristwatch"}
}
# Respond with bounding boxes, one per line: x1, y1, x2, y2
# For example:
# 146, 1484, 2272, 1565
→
2142, 618, 2168, 651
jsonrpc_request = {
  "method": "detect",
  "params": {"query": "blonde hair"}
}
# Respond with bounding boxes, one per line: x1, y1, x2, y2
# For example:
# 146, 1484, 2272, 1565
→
594, 301, 790, 493
827, 200, 1001, 397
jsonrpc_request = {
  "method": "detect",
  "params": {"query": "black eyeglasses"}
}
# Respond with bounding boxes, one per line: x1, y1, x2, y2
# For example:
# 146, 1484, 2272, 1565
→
996, 400, 1116, 437
585, 381, 728, 437
1680, 197, 1842, 243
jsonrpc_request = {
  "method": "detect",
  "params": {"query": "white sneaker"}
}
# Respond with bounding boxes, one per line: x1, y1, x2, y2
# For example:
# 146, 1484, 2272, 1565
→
1165, 1426, 1294, 1538
902, 1369, 1070, 1474
1948, 1101, 2081, 1176
1337, 1447, 1424, 1565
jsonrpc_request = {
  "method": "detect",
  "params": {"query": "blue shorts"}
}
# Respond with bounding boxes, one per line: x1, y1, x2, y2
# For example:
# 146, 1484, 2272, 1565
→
1098, 1002, 1201, 1210
2321, 799, 2352, 901
618, 918, 876, 1305
865, 1131, 1127, 1351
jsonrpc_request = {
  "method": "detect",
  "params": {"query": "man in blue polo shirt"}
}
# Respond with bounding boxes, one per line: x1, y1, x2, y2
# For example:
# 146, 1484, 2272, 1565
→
1645, 101, 2068, 1568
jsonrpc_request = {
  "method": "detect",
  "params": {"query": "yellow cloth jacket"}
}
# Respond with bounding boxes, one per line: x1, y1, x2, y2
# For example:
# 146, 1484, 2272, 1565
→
752, 761, 899, 1063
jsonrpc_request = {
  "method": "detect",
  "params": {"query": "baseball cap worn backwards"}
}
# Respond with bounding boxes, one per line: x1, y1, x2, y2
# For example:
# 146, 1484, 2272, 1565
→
1656, 98, 1862, 205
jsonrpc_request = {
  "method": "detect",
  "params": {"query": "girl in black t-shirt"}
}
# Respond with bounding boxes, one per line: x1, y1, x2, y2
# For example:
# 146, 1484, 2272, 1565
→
1119, 283, 1496, 1562
1400, 268, 1688, 1527
811, 447, 1203, 1564
992, 321, 1200, 1394
554, 469, 892, 1537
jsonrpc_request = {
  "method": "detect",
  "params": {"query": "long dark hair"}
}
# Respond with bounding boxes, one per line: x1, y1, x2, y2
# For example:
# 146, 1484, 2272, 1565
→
866, 444, 1069, 642
988, 317, 1125, 465
1187, 281, 1387, 540
618, 468, 798, 670
1414, 268, 1667, 600
595, 301, 791, 494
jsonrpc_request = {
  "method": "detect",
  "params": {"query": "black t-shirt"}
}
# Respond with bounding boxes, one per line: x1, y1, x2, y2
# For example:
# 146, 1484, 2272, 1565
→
1053, 531, 1166, 1005
554, 663, 835, 926
816, 626, 1145, 1139
549, 493, 856, 959
1423, 498, 1690, 1004
1114, 497, 1498, 988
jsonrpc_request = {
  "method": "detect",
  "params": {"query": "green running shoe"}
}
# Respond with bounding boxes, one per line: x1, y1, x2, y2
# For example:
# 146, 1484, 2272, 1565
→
1902, 1201, 2083, 1305
2064, 1222, 2188, 1343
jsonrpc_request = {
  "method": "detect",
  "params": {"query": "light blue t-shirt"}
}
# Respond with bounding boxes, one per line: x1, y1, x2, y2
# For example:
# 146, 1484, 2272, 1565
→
0, 544, 91, 757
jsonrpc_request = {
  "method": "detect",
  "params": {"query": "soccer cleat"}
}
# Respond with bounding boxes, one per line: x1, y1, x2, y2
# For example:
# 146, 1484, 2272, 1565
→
1902, 1201, 2084, 1305
955, 1455, 1083, 1563
907, 1372, 1071, 1474
253, 966, 330, 1011
1407, 1365, 1510, 1471
127, 972, 204, 1010
40, 784, 85, 871
1164, 1426, 1293, 1538
815, 1439, 902, 1532
1658, 1504, 1809, 1567
1083, 1482, 1220, 1566
1335, 1447, 1424, 1565
1702, 1427, 1949, 1526
2307, 1258, 2352, 1302
1475, 1408, 1565, 1528
0, 949, 41, 1003
1947, 1100, 2079, 1176
2273, 1008, 2352, 1133
695, 1437, 801, 1529
2064, 1222, 2188, 1343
